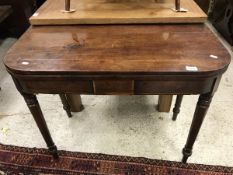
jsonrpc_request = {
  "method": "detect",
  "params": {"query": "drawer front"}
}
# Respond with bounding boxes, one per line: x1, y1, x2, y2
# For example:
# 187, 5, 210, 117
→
135, 80, 213, 94
21, 80, 93, 94
94, 80, 134, 95
20, 78, 213, 95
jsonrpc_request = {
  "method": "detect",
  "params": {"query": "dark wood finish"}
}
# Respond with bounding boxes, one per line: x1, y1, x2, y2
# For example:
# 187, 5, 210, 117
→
4, 25, 229, 75
175, 0, 180, 11
94, 80, 134, 95
158, 95, 173, 112
65, 0, 70, 11
9, 76, 215, 95
17, 79, 94, 94
172, 95, 183, 121
182, 93, 213, 163
12, 76, 58, 159
59, 94, 72, 118
134, 79, 213, 94
0, 6, 12, 23
182, 76, 221, 163
23, 93, 58, 159
4, 25, 231, 163
12, 77, 59, 159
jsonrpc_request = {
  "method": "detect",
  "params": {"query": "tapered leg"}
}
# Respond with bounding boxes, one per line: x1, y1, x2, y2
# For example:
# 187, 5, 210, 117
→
23, 93, 58, 159
59, 94, 72, 118
172, 95, 183, 121
182, 93, 213, 163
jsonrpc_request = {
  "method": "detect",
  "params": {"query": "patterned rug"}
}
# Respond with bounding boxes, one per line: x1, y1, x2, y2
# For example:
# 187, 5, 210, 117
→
0, 144, 232, 175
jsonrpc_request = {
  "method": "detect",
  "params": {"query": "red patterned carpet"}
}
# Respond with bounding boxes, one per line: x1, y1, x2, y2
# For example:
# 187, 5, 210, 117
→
0, 144, 232, 175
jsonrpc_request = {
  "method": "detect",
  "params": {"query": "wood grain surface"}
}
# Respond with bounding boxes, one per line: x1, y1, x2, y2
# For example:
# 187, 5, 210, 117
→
30, 0, 207, 25
158, 95, 173, 112
4, 25, 230, 76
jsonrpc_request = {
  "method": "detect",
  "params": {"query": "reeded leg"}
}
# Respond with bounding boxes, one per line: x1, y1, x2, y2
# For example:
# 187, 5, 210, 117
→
59, 94, 72, 118
23, 93, 58, 159
182, 93, 213, 163
172, 95, 183, 121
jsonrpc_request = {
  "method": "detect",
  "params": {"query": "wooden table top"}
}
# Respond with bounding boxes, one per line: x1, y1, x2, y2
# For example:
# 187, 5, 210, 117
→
4, 24, 230, 76
30, 0, 207, 25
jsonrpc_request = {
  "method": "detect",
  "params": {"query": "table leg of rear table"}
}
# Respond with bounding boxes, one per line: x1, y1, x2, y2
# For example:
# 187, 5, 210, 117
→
158, 95, 173, 112
22, 93, 58, 159
66, 94, 84, 112
182, 93, 213, 163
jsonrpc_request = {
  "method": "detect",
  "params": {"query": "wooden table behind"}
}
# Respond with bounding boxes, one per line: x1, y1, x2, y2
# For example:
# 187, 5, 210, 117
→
30, 0, 207, 25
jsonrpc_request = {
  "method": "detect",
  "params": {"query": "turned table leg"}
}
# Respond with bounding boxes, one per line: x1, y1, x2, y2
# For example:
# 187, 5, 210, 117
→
172, 95, 183, 121
182, 93, 213, 163
59, 94, 72, 118
23, 93, 58, 159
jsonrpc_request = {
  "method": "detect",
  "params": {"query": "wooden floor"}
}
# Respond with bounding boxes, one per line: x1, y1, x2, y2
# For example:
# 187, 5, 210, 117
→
30, 0, 207, 25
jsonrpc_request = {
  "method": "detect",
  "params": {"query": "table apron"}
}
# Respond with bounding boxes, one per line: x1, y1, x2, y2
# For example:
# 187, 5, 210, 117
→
17, 78, 216, 95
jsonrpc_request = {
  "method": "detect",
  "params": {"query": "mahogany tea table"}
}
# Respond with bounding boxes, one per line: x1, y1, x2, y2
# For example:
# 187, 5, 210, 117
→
3, 24, 231, 163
